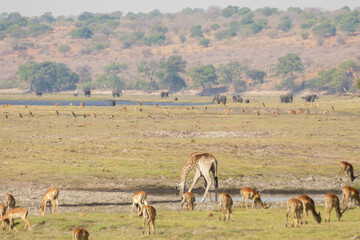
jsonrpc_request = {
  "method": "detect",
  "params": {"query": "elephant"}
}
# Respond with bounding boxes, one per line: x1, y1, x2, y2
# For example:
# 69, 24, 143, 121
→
302, 94, 319, 102
280, 93, 293, 103
161, 91, 169, 98
232, 95, 243, 103
212, 95, 227, 104
110, 100, 116, 106
73, 93, 79, 97
35, 91, 42, 96
84, 90, 91, 97
245, 99, 250, 103
112, 90, 122, 97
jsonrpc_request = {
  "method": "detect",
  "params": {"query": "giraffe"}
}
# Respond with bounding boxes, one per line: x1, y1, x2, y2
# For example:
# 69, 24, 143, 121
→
177, 152, 218, 203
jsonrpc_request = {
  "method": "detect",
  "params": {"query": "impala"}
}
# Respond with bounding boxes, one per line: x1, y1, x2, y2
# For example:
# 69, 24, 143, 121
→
240, 187, 271, 209
285, 198, 302, 227
219, 193, 233, 221
130, 191, 148, 218
5, 194, 15, 211
140, 205, 156, 235
339, 161, 356, 182
324, 193, 346, 222
0, 207, 30, 232
180, 192, 195, 211
298, 194, 321, 224
342, 186, 360, 209
72, 227, 89, 240
40, 187, 59, 216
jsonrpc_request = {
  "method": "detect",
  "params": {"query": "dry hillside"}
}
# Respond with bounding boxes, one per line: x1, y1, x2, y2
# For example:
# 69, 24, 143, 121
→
0, 6, 360, 91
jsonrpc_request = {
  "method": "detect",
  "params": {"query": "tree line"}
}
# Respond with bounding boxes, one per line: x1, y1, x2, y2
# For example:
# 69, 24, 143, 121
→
16, 54, 360, 93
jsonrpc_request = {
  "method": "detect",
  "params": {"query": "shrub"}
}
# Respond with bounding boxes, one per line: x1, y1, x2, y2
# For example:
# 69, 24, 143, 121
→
179, 34, 186, 43
143, 33, 166, 46
58, 45, 71, 53
300, 19, 317, 29
210, 23, 220, 31
190, 25, 203, 38
313, 23, 336, 37
221, 6, 238, 18
301, 32, 309, 39
277, 16, 293, 32
199, 38, 210, 47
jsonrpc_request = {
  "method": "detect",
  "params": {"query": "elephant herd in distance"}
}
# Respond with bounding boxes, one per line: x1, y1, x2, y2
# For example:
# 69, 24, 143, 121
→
280, 93, 319, 103
212, 95, 250, 105
211, 93, 319, 105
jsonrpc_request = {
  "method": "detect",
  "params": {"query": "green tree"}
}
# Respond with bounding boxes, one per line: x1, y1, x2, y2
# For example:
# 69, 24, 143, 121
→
275, 53, 304, 91
188, 64, 217, 90
143, 33, 166, 46
241, 12, 254, 25
17, 61, 79, 92
246, 70, 266, 84
70, 26, 93, 39
221, 6, 238, 18
158, 55, 187, 91
261, 7, 278, 16
277, 16, 293, 32
58, 44, 71, 53
217, 61, 246, 92
339, 15, 359, 34
210, 23, 220, 31
190, 25, 203, 38
104, 62, 128, 75
312, 23, 336, 37
199, 38, 210, 47
137, 60, 159, 90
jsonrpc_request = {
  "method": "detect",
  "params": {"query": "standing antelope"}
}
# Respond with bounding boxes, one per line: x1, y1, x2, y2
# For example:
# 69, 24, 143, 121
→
298, 194, 321, 224
0, 207, 31, 232
285, 198, 303, 227
177, 152, 219, 203
342, 186, 360, 209
5, 194, 15, 211
140, 205, 156, 235
131, 191, 148, 218
180, 192, 195, 211
240, 187, 270, 209
40, 187, 59, 216
339, 161, 356, 182
72, 227, 89, 240
324, 193, 346, 222
219, 193, 233, 221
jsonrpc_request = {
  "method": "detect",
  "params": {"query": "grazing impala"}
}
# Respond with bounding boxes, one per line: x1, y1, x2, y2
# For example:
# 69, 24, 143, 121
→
240, 187, 271, 209
0, 207, 31, 232
339, 161, 356, 182
140, 205, 156, 235
219, 193, 233, 221
5, 194, 15, 211
342, 186, 360, 209
324, 193, 346, 222
72, 227, 89, 240
298, 194, 321, 224
40, 188, 59, 216
180, 192, 195, 211
131, 191, 148, 218
177, 152, 219, 203
285, 198, 303, 227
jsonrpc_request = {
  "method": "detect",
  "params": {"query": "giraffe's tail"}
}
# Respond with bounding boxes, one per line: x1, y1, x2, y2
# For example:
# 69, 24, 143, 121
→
212, 156, 218, 188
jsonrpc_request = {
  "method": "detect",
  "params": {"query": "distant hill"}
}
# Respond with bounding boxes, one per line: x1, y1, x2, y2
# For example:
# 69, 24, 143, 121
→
0, 7, 359, 93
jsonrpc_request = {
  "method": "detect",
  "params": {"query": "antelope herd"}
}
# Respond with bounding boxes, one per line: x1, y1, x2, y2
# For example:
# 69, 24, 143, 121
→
0, 95, 358, 238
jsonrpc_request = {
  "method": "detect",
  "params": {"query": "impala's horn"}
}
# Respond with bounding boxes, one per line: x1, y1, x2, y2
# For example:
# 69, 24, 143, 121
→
264, 199, 271, 209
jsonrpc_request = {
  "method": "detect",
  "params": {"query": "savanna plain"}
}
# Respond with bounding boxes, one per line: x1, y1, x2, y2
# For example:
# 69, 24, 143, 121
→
0, 93, 359, 239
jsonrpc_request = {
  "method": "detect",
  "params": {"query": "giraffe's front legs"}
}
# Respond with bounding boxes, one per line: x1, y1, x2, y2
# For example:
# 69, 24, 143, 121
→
187, 170, 201, 193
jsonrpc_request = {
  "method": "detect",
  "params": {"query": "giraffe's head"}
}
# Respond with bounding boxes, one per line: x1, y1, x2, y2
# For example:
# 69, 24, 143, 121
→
176, 182, 185, 195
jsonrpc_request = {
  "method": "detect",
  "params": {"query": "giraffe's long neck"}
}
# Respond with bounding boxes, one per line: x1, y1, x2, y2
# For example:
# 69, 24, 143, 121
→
179, 164, 193, 193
